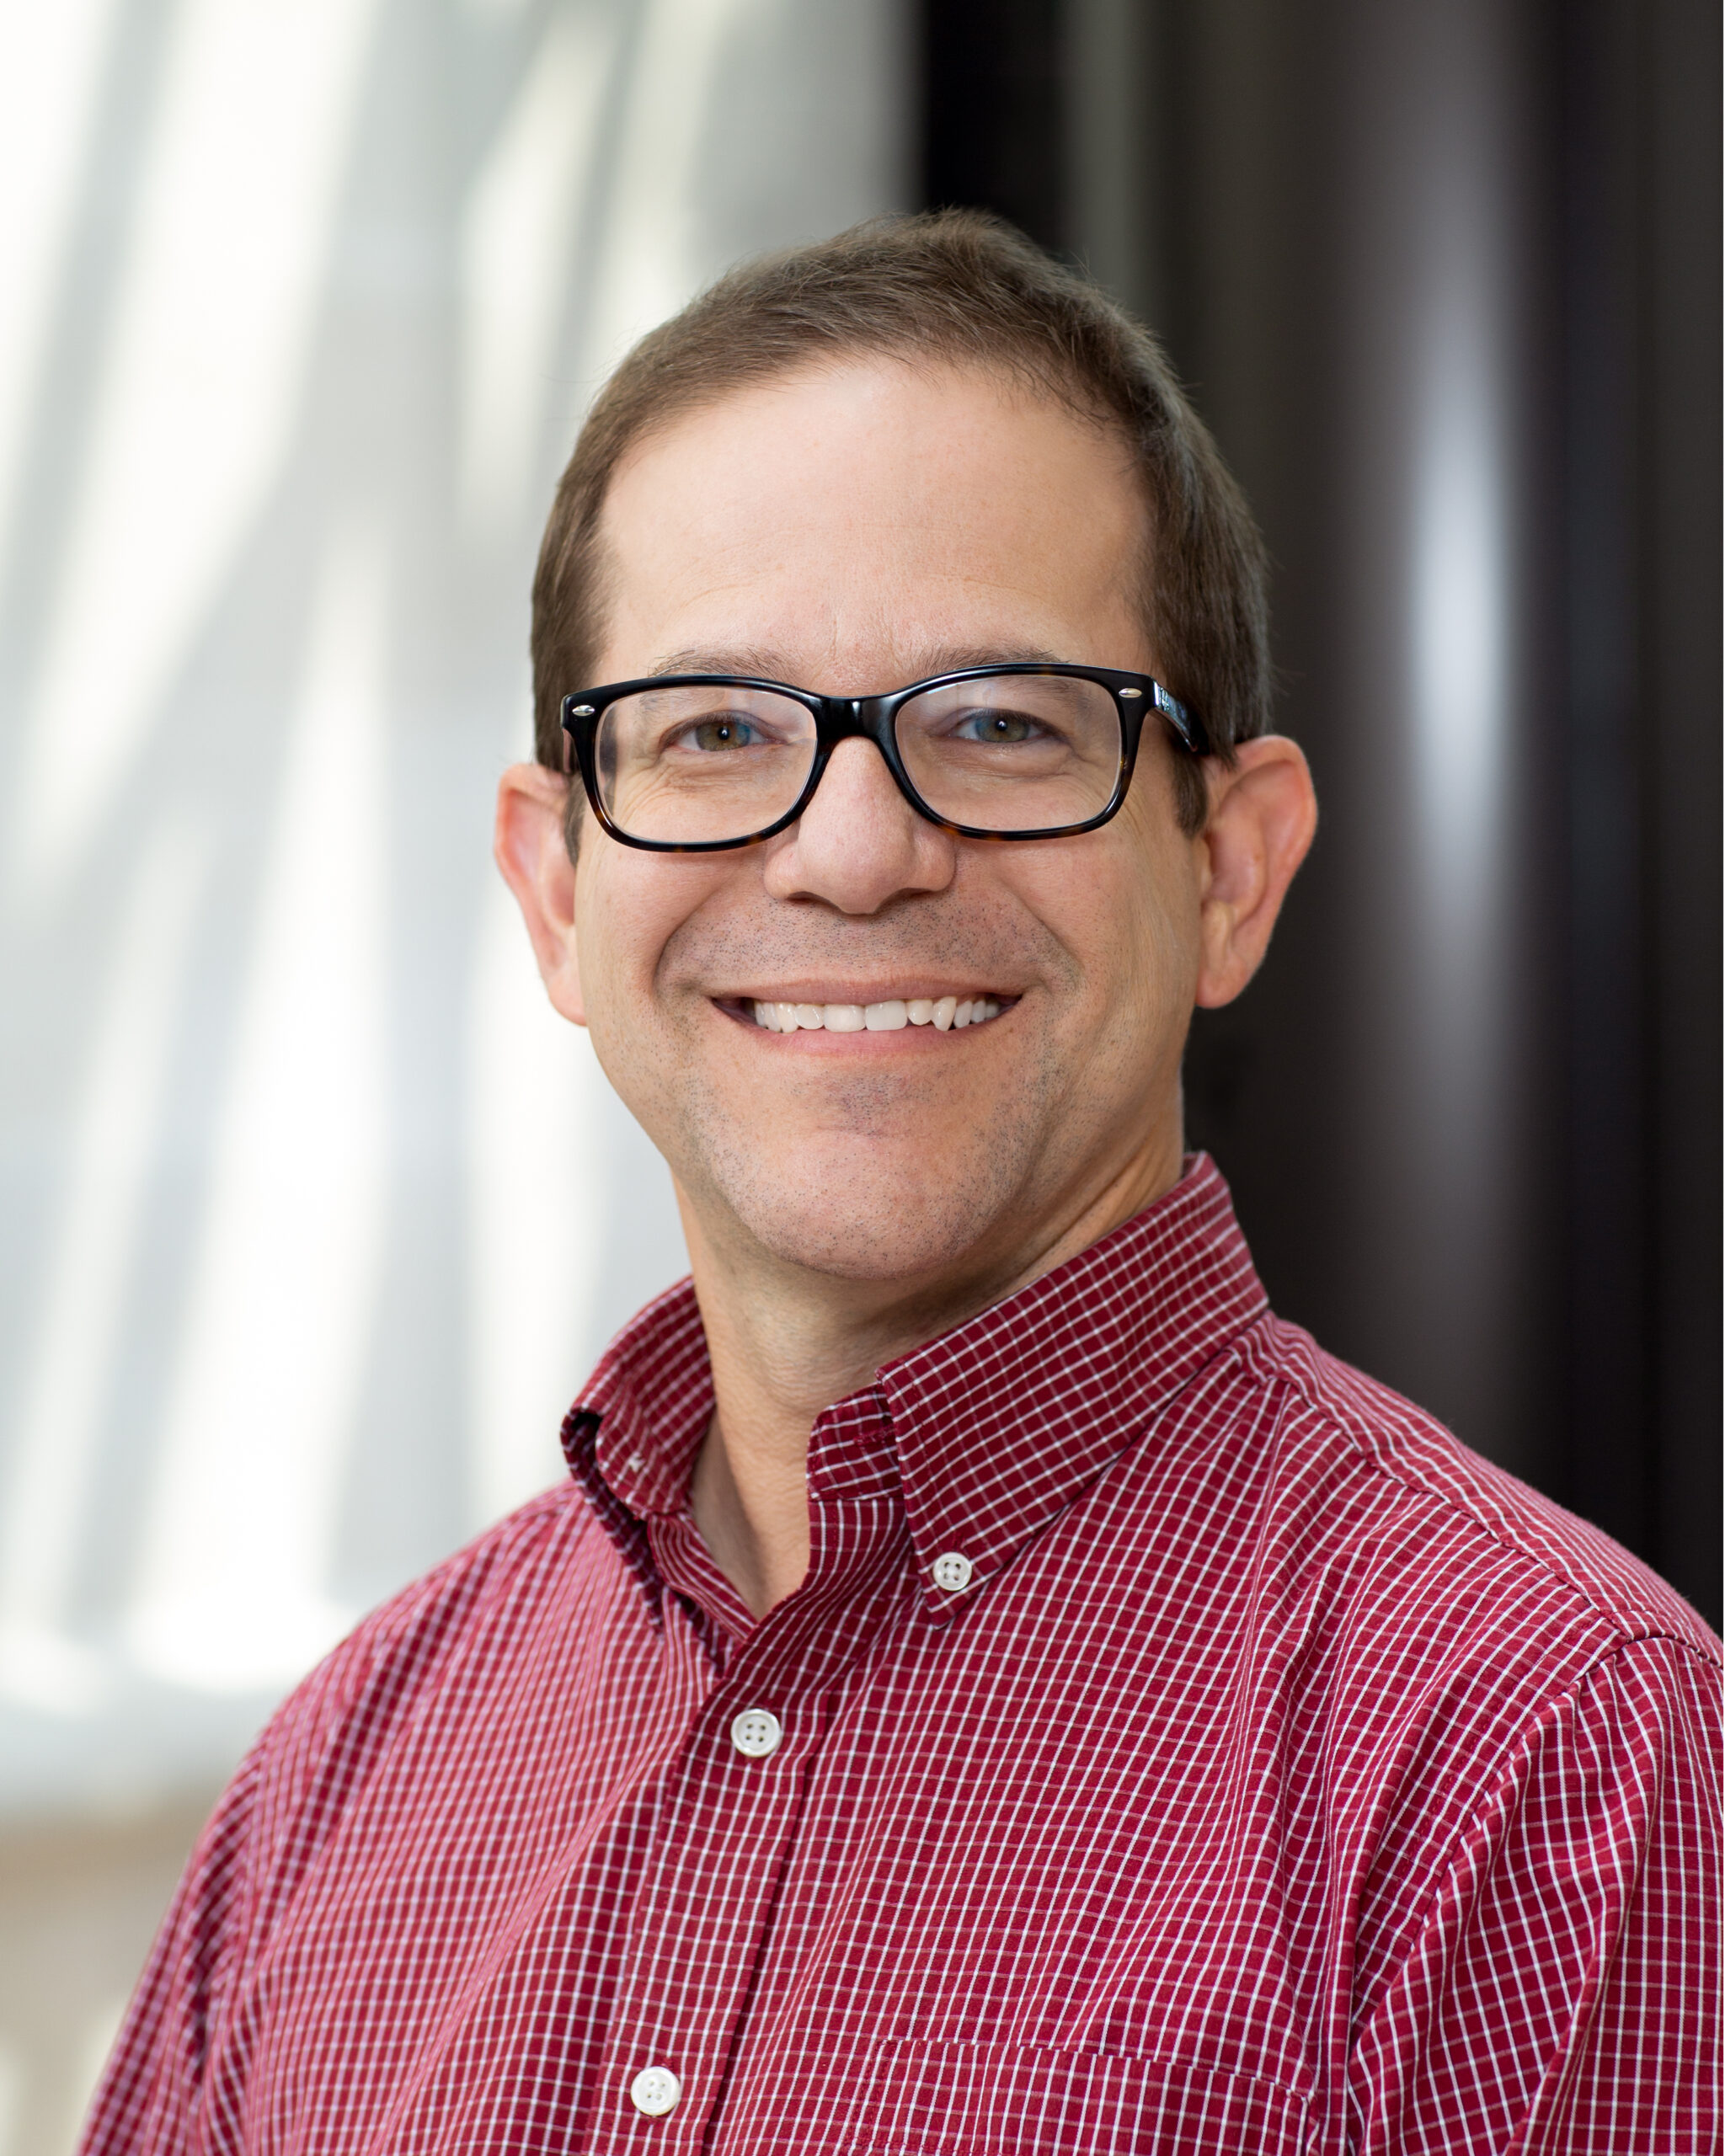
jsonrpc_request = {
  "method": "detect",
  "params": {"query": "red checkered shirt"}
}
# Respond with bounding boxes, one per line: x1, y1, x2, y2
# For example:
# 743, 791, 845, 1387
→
84, 1157, 1719, 2154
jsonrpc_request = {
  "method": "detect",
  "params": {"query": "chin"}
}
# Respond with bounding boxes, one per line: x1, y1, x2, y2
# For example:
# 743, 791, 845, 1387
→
714, 1143, 1028, 1285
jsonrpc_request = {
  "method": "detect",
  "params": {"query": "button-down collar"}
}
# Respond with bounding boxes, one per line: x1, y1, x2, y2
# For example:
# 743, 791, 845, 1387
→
880, 1155, 1265, 1612
564, 1155, 1266, 1620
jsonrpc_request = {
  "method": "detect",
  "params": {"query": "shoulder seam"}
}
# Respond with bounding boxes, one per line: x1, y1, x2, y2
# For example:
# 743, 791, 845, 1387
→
301, 1483, 589, 1729
1233, 1322, 1720, 1668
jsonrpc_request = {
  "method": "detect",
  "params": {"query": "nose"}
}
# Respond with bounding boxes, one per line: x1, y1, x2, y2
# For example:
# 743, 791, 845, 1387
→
762, 734, 954, 914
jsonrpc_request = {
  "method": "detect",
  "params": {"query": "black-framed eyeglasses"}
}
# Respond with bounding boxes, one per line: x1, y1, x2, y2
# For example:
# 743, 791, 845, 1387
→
560, 663, 1210, 852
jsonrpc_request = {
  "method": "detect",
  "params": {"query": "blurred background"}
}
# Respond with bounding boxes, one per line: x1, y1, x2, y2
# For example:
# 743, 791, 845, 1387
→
0, 0, 1715, 2146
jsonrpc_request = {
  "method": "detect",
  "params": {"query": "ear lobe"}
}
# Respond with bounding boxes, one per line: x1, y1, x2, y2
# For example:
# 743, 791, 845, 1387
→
1194, 736, 1317, 1009
494, 763, 588, 1026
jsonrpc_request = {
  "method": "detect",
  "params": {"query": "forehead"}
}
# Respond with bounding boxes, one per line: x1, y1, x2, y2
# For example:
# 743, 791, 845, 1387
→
593, 358, 1152, 686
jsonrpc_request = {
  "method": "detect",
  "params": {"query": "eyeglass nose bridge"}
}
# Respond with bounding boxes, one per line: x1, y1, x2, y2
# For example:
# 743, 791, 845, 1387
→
814, 692, 895, 740
795, 691, 936, 828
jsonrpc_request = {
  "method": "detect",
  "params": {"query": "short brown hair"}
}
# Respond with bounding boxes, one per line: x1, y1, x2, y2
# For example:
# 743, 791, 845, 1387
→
531, 211, 1270, 839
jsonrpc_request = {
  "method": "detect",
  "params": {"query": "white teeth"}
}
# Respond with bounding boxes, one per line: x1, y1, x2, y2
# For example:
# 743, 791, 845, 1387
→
750, 993, 1001, 1032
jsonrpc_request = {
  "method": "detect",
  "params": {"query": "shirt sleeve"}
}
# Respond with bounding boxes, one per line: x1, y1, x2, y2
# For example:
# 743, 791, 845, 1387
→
75, 1596, 403, 2154
75, 1496, 574, 2154
1346, 1633, 1721, 2155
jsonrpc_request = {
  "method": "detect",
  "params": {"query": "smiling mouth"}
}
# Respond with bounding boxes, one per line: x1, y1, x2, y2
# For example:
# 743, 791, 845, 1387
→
740, 994, 1007, 1034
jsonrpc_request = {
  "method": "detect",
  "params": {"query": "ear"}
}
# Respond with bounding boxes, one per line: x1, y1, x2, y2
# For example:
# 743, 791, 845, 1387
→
1193, 736, 1317, 1008
494, 763, 587, 1026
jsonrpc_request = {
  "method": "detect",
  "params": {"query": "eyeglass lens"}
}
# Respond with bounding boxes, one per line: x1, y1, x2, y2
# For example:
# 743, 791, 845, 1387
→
591, 674, 1124, 845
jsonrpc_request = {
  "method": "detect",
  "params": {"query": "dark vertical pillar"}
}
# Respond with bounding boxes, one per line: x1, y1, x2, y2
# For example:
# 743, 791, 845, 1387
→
1322, 0, 1558, 1483
1559, 0, 1655, 1569
1126, 0, 1564, 1489
1637, 0, 1721, 1611
920, 0, 1067, 250
1546, 0, 1722, 1621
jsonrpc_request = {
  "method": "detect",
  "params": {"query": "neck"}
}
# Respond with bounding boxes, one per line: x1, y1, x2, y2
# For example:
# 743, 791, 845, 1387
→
678, 1133, 1184, 1618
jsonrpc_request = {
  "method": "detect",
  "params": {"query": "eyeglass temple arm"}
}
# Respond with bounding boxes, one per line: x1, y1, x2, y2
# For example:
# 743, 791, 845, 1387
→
1147, 682, 1209, 756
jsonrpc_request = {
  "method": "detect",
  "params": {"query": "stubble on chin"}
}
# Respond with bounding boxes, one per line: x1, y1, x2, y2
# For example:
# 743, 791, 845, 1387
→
676, 1051, 1063, 1282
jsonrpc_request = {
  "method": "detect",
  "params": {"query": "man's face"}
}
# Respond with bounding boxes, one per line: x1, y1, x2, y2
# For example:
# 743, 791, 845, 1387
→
566, 360, 1207, 1294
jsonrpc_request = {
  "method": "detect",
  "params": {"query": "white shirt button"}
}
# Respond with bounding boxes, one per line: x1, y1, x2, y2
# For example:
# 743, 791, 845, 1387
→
931, 1550, 975, 1593
629, 2065, 681, 2116
729, 1708, 783, 1758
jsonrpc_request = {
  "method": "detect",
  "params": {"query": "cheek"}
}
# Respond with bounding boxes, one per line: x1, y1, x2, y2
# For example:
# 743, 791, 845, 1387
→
574, 846, 738, 1021
574, 851, 660, 1027
1117, 781, 1205, 969
1001, 819, 1200, 1024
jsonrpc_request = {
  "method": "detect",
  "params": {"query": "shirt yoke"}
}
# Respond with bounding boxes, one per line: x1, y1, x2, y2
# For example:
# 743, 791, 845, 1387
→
1239, 1312, 1719, 1669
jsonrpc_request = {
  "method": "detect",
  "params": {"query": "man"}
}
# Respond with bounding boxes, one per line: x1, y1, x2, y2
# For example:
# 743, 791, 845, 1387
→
87, 215, 1716, 2154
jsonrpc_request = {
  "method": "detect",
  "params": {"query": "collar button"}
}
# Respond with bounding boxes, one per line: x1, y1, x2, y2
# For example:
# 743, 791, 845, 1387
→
931, 1550, 975, 1593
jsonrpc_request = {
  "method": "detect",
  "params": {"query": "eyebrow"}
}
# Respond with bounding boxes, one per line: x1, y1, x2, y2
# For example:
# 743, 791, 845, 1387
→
646, 643, 1071, 686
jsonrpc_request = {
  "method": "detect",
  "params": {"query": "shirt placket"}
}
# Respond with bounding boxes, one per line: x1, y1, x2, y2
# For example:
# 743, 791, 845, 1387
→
586, 1417, 908, 2153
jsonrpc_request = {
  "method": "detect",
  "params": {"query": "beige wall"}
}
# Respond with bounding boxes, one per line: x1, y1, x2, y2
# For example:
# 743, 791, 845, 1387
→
0, 1796, 216, 2155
